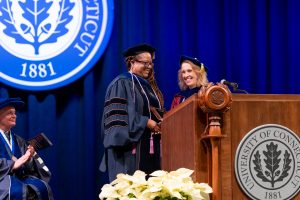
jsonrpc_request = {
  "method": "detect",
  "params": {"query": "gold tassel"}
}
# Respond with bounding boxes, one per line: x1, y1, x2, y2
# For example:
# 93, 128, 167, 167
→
200, 63, 205, 73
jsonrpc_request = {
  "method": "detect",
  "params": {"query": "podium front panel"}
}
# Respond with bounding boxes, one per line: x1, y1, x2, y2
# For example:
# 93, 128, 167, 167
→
162, 94, 300, 199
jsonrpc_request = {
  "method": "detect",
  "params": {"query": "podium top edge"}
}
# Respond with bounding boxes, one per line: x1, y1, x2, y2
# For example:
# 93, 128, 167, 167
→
232, 94, 300, 101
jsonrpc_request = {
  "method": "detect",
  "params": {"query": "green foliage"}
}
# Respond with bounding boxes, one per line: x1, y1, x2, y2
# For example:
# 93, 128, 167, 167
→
128, 193, 136, 198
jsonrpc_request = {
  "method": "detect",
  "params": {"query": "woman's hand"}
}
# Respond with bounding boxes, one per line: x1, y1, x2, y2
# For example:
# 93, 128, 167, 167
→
147, 119, 161, 134
27, 145, 35, 157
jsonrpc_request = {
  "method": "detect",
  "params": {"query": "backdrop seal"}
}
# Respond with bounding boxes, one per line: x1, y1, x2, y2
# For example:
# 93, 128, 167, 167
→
0, 0, 114, 90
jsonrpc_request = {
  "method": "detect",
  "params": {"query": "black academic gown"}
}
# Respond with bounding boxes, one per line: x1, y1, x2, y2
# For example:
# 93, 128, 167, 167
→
171, 87, 200, 109
101, 72, 162, 181
0, 133, 53, 200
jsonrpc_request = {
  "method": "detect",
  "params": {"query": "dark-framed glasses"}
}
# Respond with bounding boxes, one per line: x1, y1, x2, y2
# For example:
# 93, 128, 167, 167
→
134, 59, 154, 67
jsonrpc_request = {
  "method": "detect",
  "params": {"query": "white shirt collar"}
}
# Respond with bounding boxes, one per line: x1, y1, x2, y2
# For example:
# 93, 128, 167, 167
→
0, 129, 12, 150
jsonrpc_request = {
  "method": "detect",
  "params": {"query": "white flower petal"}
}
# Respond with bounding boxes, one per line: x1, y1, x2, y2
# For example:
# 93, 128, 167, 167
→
149, 170, 167, 177
99, 168, 212, 200
194, 183, 213, 193
170, 168, 194, 178
99, 184, 121, 199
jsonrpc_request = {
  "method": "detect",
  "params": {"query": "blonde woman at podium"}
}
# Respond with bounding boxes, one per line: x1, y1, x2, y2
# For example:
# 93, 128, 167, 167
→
171, 55, 208, 109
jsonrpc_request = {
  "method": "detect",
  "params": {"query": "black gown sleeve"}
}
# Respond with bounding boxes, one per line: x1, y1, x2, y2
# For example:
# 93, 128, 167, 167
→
102, 77, 149, 148
16, 135, 51, 182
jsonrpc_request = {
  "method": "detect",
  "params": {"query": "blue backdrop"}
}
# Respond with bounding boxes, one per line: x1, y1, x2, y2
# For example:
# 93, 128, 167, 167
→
1, 0, 300, 199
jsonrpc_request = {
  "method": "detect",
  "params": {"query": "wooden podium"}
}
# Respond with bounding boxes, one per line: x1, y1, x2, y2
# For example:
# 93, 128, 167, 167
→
161, 84, 300, 200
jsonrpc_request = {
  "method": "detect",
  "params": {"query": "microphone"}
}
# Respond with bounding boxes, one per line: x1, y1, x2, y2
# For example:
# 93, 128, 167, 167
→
220, 79, 238, 89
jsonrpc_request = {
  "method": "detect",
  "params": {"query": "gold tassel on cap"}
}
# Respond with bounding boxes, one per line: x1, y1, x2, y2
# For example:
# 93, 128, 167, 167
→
200, 63, 205, 73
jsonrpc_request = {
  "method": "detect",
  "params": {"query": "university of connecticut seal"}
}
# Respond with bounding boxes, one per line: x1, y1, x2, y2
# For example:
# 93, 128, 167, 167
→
235, 124, 300, 200
0, 0, 114, 90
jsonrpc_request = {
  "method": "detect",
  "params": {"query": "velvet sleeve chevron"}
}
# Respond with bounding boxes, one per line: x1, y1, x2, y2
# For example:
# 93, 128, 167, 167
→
102, 77, 148, 148
104, 97, 128, 130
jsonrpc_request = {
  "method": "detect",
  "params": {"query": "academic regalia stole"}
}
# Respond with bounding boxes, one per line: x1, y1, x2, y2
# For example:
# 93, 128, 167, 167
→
10, 176, 26, 200
130, 74, 162, 173
0, 133, 13, 159
22, 176, 51, 200
0, 133, 25, 199
179, 87, 200, 100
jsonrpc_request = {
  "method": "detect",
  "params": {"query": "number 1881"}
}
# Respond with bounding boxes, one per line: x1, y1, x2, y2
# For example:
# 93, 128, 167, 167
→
20, 62, 57, 78
265, 191, 282, 199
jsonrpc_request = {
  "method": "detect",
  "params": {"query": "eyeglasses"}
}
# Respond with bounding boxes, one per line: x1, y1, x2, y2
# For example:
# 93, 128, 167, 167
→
134, 59, 154, 67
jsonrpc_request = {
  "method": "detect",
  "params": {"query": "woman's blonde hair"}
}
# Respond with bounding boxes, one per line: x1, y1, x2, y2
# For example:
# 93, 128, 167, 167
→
177, 60, 208, 90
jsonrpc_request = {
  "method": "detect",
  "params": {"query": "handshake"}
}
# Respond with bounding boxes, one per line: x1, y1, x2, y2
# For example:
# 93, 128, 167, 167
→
147, 119, 162, 135
149, 106, 164, 134
152, 122, 162, 135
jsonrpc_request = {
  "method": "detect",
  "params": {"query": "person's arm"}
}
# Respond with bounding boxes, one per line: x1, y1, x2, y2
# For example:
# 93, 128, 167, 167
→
12, 146, 33, 170
102, 77, 149, 148
15, 135, 51, 182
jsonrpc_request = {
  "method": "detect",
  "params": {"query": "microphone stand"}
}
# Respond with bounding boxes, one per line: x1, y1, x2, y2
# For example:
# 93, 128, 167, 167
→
220, 80, 249, 94
233, 87, 249, 94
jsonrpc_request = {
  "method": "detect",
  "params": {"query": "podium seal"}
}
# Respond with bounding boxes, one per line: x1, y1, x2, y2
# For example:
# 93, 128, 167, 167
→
0, 0, 114, 90
235, 124, 300, 200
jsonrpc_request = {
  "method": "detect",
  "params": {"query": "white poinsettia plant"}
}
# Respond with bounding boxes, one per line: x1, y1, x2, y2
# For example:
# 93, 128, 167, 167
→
99, 168, 212, 200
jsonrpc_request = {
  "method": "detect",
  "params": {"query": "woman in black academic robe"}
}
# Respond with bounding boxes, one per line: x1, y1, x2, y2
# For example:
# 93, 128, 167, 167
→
100, 44, 164, 182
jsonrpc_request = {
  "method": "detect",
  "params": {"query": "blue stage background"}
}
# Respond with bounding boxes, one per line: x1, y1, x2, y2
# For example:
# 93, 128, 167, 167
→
1, 0, 300, 199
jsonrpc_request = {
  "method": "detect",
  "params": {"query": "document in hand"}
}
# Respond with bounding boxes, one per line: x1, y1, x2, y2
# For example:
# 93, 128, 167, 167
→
27, 133, 53, 151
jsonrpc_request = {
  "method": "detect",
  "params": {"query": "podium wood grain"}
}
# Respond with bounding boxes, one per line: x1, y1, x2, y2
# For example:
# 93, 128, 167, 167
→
162, 94, 300, 200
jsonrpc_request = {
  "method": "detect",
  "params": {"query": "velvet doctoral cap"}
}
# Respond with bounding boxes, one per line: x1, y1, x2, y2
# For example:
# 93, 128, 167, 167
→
0, 97, 25, 110
180, 55, 208, 71
123, 44, 156, 58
